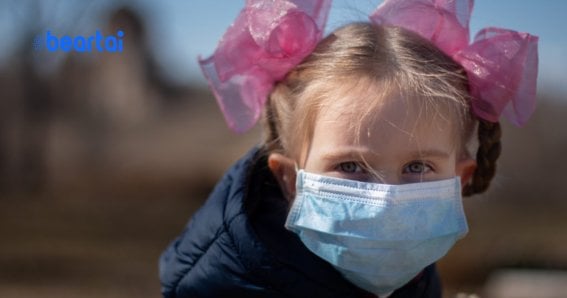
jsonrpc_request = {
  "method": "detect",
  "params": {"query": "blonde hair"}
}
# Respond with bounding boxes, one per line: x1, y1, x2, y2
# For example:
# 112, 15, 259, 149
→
261, 23, 501, 196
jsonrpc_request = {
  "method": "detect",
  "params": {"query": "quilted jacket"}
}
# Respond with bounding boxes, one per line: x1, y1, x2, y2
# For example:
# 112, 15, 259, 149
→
159, 147, 442, 298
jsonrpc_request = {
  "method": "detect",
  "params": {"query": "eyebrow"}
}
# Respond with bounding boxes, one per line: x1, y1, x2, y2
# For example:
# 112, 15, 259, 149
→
409, 149, 451, 159
320, 147, 451, 161
319, 147, 373, 162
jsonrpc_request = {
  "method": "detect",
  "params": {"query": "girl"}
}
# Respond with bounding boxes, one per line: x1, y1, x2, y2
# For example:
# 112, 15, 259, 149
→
159, 0, 538, 297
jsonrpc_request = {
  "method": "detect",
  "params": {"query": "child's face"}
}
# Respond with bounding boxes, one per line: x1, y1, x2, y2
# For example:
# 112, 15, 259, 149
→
303, 83, 472, 185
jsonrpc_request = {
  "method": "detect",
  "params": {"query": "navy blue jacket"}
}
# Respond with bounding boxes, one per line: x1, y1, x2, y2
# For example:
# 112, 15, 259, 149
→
159, 147, 442, 298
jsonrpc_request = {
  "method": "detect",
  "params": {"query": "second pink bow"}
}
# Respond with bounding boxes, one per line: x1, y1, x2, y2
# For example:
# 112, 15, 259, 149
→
370, 0, 539, 126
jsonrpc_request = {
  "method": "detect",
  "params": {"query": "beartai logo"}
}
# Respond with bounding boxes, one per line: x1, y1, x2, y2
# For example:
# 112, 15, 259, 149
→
33, 30, 124, 53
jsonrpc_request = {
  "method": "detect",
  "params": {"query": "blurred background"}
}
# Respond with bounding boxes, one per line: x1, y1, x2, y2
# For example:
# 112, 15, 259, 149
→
0, 0, 565, 297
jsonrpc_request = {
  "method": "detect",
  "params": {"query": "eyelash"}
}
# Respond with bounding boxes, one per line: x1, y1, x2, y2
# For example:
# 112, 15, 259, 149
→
335, 161, 365, 174
402, 161, 434, 174
335, 161, 434, 175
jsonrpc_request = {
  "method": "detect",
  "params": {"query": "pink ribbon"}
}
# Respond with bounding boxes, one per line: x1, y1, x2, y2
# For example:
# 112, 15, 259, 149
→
370, 0, 539, 126
201, 0, 538, 132
200, 0, 331, 133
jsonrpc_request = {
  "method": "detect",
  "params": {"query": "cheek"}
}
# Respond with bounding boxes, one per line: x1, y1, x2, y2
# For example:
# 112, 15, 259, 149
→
423, 155, 459, 181
429, 158, 458, 181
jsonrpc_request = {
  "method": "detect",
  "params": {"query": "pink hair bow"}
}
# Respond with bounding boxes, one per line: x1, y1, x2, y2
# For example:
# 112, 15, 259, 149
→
370, 0, 539, 126
200, 0, 331, 133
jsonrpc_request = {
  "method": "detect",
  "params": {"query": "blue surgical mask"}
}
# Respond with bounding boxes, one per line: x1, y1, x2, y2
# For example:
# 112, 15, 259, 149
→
285, 170, 468, 297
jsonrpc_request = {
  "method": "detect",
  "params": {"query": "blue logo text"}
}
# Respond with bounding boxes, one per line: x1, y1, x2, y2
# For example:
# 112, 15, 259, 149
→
34, 30, 124, 53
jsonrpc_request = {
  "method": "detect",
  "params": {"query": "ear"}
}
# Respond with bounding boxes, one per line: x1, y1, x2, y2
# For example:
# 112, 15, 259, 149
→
455, 157, 477, 189
267, 153, 297, 202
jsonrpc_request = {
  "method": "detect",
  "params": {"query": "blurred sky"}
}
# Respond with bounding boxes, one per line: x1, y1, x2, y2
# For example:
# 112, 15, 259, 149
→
1, 0, 566, 95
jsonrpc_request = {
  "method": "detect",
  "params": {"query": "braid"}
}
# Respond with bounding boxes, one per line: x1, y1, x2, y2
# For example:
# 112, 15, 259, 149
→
264, 98, 277, 142
261, 97, 282, 153
261, 77, 297, 154
463, 119, 502, 196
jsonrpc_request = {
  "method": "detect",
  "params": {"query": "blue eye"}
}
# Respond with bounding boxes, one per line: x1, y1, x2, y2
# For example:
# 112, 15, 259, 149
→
403, 162, 432, 174
337, 162, 363, 173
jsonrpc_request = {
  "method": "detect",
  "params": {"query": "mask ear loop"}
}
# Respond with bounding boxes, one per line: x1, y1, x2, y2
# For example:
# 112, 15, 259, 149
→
291, 162, 302, 201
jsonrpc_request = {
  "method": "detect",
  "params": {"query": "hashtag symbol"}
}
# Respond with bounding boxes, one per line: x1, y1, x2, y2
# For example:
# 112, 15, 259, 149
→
32, 35, 43, 51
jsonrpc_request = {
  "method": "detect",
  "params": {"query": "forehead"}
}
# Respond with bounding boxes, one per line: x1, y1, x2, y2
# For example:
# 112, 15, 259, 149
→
310, 78, 458, 157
